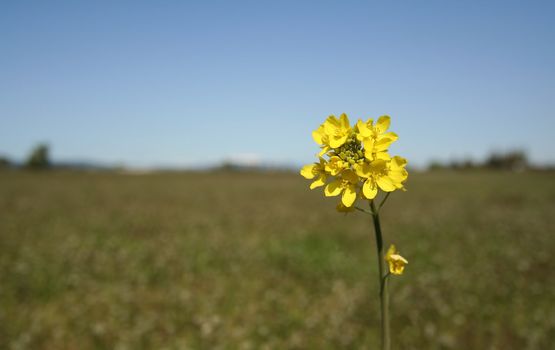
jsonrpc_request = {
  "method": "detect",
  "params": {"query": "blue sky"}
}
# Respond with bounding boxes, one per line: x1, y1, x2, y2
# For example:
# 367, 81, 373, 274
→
1, 0, 554, 168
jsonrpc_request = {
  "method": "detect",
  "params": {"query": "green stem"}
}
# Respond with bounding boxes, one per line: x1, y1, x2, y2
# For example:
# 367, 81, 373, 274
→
378, 192, 391, 211
370, 200, 390, 350
355, 206, 374, 215
381, 272, 391, 295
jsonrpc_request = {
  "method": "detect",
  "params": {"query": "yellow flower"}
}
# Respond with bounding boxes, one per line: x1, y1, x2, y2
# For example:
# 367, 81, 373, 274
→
323, 113, 352, 148
385, 245, 408, 275
300, 158, 328, 189
355, 156, 408, 199
324, 169, 359, 207
302, 113, 408, 211
312, 124, 331, 156
387, 156, 409, 190
356, 115, 398, 160
324, 156, 347, 176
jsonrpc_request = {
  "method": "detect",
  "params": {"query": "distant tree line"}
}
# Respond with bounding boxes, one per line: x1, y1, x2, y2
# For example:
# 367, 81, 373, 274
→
0, 144, 51, 170
25, 144, 51, 169
428, 150, 533, 171
0, 146, 551, 172
0, 156, 10, 168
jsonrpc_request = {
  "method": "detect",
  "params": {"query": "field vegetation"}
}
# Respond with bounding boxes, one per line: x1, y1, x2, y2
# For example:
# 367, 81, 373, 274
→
1, 170, 554, 349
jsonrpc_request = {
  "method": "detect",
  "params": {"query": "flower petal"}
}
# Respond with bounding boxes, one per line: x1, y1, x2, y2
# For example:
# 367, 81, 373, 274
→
374, 139, 394, 152
354, 162, 371, 178
329, 135, 348, 148
391, 254, 408, 264
363, 138, 375, 154
317, 145, 330, 157
325, 156, 345, 176
326, 115, 340, 126
356, 119, 372, 138
324, 180, 343, 197
341, 185, 357, 207
388, 169, 408, 184
339, 113, 350, 129
310, 174, 327, 189
379, 132, 398, 142
375, 115, 391, 133
375, 151, 391, 161
341, 169, 359, 184
385, 245, 396, 261
390, 156, 407, 170
376, 175, 396, 192
300, 164, 316, 179
362, 179, 378, 199
323, 115, 340, 135
370, 159, 388, 173
312, 125, 325, 145
375, 133, 398, 151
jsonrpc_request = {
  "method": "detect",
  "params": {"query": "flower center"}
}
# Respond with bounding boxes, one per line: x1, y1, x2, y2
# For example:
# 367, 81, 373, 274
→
335, 134, 363, 165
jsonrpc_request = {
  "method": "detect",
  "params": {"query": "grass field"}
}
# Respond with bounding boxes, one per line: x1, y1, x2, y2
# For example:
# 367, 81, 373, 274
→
1, 170, 554, 349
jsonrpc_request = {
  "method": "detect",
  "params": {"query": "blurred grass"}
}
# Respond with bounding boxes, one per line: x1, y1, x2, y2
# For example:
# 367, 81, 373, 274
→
0, 170, 554, 349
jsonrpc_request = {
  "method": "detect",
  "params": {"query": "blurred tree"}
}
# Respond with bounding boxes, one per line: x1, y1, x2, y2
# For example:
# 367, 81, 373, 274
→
428, 160, 445, 171
25, 144, 51, 169
461, 158, 475, 170
0, 156, 10, 169
485, 150, 528, 171
429, 151, 530, 171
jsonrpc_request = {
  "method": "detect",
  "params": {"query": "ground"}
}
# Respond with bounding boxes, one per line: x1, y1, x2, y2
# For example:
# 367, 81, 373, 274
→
1, 170, 554, 349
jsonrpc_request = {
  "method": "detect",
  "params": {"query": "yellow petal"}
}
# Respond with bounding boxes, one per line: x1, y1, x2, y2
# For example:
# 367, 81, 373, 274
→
341, 185, 357, 207
317, 145, 330, 157
390, 261, 405, 275
329, 135, 348, 148
388, 169, 408, 184
388, 253, 408, 275
325, 156, 345, 176
370, 159, 388, 173
354, 162, 371, 178
377, 175, 396, 192
385, 244, 396, 261
362, 179, 378, 199
391, 254, 408, 264
300, 164, 316, 179
374, 136, 396, 152
339, 113, 350, 129
374, 141, 393, 152
323, 115, 340, 135
312, 125, 325, 145
375, 151, 391, 161
324, 180, 343, 197
326, 115, 340, 126
390, 156, 407, 170
341, 169, 359, 184
379, 132, 398, 142
363, 137, 375, 150
375, 115, 391, 133
310, 175, 326, 189
356, 119, 372, 138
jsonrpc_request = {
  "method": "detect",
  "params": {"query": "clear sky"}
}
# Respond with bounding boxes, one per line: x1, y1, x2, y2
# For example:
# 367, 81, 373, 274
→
1, 0, 554, 168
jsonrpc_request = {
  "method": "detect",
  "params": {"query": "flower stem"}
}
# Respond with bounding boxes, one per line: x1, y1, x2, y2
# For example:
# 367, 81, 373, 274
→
370, 200, 390, 350
378, 192, 391, 211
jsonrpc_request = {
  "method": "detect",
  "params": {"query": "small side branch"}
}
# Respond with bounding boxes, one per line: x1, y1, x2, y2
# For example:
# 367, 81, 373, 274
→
378, 192, 391, 212
380, 272, 391, 297
355, 206, 374, 215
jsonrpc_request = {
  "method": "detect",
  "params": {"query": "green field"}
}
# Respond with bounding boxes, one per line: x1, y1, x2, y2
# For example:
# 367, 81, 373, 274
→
1, 170, 554, 349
